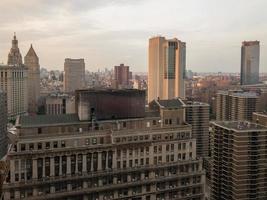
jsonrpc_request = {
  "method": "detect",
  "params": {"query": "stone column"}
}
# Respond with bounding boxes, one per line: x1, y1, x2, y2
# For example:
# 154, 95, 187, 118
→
50, 157, 55, 177
10, 160, 15, 183
75, 155, 78, 174
32, 159, 38, 179
82, 154, 87, 173
97, 152, 102, 171
112, 150, 117, 168
59, 156, 62, 176
67, 156, 71, 175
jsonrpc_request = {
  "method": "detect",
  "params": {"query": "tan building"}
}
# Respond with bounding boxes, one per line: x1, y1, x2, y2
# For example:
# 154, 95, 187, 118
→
0, 35, 28, 120
45, 94, 75, 115
64, 58, 85, 93
211, 121, 267, 200
3, 89, 205, 200
24, 45, 40, 113
216, 90, 259, 121
148, 36, 186, 103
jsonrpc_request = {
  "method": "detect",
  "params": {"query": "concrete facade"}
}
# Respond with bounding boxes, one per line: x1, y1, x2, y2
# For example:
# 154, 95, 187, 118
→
3, 92, 205, 200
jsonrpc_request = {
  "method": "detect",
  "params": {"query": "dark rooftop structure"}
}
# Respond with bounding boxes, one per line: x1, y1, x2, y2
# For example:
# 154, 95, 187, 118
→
149, 99, 184, 110
17, 114, 80, 128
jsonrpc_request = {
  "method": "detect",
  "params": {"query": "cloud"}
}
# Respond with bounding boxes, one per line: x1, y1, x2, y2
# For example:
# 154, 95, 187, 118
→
0, 0, 267, 72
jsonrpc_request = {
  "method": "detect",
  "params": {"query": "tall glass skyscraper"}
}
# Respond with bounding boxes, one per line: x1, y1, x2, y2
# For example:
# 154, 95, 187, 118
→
148, 36, 186, 103
241, 41, 260, 85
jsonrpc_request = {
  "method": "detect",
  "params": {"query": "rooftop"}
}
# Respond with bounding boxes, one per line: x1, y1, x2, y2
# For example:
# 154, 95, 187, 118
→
213, 121, 267, 132
17, 114, 80, 128
156, 99, 184, 109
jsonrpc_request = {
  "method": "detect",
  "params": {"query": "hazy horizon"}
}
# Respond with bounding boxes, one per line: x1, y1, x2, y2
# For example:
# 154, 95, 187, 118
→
1, 0, 267, 72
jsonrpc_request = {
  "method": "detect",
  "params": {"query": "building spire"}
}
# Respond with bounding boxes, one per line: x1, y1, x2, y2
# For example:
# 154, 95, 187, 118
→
7, 33, 22, 66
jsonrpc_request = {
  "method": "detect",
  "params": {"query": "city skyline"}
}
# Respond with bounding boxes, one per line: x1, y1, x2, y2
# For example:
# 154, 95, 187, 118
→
1, 0, 267, 72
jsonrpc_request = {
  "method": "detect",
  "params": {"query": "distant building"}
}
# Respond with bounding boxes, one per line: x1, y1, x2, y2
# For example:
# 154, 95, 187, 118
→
64, 58, 85, 93
45, 94, 75, 115
113, 64, 131, 89
3, 89, 205, 200
211, 121, 267, 200
0, 90, 7, 159
148, 36, 186, 103
216, 90, 259, 121
241, 41, 260, 85
0, 35, 28, 120
24, 44, 40, 113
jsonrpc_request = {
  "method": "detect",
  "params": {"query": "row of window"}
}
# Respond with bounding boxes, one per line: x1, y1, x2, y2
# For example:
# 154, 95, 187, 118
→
115, 132, 191, 144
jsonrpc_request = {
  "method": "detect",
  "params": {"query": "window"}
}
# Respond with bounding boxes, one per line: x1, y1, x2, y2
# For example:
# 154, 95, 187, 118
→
92, 138, 97, 144
146, 158, 149, 165
21, 144, 26, 151
123, 121, 126, 128
38, 128, 42, 134
61, 141, 65, 148
29, 143, 34, 150
37, 143, 42, 150
153, 120, 157, 125
183, 143, 186, 150
154, 146, 157, 153
53, 141, 58, 148
165, 119, 168, 124
45, 142, 50, 149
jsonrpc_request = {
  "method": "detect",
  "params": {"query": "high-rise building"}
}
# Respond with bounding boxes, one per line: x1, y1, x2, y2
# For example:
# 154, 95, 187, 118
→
148, 36, 186, 103
3, 89, 205, 200
24, 44, 40, 113
216, 90, 259, 121
0, 90, 7, 159
0, 35, 28, 120
113, 64, 130, 89
241, 41, 260, 85
63, 58, 85, 93
211, 121, 267, 200
183, 100, 210, 157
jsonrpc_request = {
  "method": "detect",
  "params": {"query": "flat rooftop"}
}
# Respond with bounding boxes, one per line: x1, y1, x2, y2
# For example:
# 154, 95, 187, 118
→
156, 99, 184, 109
213, 121, 267, 132
17, 114, 80, 128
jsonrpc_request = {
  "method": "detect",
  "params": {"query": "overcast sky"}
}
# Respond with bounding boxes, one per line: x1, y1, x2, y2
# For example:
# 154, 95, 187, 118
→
0, 0, 267, 72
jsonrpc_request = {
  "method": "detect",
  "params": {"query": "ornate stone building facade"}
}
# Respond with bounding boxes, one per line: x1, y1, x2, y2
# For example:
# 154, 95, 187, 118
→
0, 35, 28, 119
3, 90, 205, 200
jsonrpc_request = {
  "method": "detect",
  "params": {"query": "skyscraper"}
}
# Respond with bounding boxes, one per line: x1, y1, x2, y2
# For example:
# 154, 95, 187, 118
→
148, 36, 186, 103
0, 35, 28, 120
24, 44, 40, 113
240, 41, 260, 85
114, 64, 130, 89
64, 58, 85, 93
0, 90, 7, 159
211, 121, 267, 200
